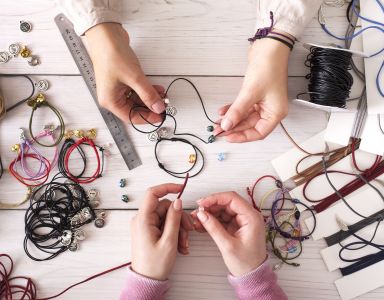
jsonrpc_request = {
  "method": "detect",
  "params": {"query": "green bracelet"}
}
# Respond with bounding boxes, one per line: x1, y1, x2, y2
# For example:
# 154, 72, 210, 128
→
28, 93, 65, 147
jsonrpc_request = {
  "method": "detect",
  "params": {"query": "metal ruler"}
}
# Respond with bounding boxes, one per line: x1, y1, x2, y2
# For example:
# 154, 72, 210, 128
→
54, 13, 142, 170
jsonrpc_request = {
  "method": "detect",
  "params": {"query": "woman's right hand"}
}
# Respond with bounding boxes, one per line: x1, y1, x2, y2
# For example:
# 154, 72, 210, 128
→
191, 192, 267, 277
85, 23, 165, 124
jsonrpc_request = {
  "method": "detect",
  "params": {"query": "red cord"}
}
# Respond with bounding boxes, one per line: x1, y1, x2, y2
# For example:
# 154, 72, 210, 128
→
64, 137, 101, 184
0, 253, 131, 300
177, 173, 189, 199
9, 154, 51, 187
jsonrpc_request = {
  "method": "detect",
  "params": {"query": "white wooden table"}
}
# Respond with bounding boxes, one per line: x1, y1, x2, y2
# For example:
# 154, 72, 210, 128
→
1, 1, 383, 299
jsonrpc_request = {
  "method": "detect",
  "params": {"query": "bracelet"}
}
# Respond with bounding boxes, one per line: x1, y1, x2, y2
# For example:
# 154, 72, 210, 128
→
0, 168, 33, 208
263, 36, 293, 50
27, 93, 65, 147
269, 31, 296, 45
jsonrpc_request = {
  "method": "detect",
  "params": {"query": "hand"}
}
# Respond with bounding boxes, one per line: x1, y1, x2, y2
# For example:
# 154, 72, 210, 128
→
130, 184, 194, 281
214, 37, 291, 142
85, 23, 165, 124
191, 192, 266, 277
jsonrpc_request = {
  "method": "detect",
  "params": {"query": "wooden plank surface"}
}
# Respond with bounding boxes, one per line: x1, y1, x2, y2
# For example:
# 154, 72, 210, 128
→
0, 0, 348, 76
1, 1, 382, 299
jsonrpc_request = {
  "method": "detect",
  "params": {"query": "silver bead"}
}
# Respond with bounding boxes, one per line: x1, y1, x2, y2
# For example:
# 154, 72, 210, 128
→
147, 131, 159, 142
89, 199, 100, 208
165, 105, 177, 116
81, 207, 92, 220
68, 241, 79, 251
27, 55, 40, 66
157, 127, 170, 138
60, 230, 72, 246
87, 188, 99, 200
74, 229, 86, 241
0, 51, 10, 63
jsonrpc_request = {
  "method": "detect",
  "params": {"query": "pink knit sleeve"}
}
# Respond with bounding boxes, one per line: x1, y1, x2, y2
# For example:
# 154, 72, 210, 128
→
119, 267, 171, 300
227, 260, 288, 300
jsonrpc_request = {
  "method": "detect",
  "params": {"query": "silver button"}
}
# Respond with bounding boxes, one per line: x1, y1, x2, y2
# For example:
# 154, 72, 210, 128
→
35, 79, 49, 91
0, 51, 10, 63
9, 43, 21, 57
20, 20, 32, 32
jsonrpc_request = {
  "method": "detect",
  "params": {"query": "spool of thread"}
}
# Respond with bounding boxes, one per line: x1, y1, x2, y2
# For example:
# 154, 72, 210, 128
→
302, 46, 354, 108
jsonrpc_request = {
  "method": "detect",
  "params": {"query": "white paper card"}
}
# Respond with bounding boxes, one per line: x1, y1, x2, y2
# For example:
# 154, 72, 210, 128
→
360, 114, 384, 156
324, 112, 356, 146
305, 182, 384, 240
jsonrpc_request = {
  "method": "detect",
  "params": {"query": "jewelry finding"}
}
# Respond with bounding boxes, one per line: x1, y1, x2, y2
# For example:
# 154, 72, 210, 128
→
9, 43, 21, 57
35, 79, 49, 91
20, 20, 32, 32
208, 135, 215, 143
20, 47, 31, 58
94, 218, 105, 228
0, 51, 10, 63
207, 125, 214, 132
119, 178, 126, 188
147, 131, 159, 142
165, 105, 177, 116
157, 127, 170, 138
188, 154, 196, 164
28, 55, 40, 66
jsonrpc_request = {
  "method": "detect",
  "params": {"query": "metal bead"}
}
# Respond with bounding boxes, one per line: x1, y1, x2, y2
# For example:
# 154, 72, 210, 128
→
0, 51, 11, 63
217, 152, 226, 161
208, 135, 216, 143
72, 200, 81, 210
119, 179, 126, 188
165, 105, 177, 116
74, 129, 84, 138
188, 154, 196, 164
8, 43, 21, 57
11, 144, 20, 152
81, 207, 92, 220
157, 127, 170, 138
68, 241, 79, 252
60, 230, 72, 246
207, 125, 214, 132
87, 188, 99, 200
74, 229, 86, 241
147, 131, 159, 142
64, 130, 74, 140
94, 218, 105, 228
28, 55, 40, 66
86, 128, 97, 139
20, 47, 31, 58
35, 79, 49, 91
121, 194, 129, 203
35, 93, 45, 103
89, 200, 100, 208
20, 20, 32, 32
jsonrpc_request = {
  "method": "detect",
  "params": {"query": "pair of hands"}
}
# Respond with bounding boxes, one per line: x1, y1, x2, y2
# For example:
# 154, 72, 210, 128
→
130, 184, 266, 281
85, 23, 291, 142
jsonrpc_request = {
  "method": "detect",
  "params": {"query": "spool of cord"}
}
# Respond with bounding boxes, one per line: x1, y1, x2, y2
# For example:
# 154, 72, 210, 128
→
299, 46, 354, 108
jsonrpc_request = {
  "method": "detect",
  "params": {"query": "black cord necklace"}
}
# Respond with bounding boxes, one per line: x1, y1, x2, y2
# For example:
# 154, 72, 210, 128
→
129, 78, 222, 178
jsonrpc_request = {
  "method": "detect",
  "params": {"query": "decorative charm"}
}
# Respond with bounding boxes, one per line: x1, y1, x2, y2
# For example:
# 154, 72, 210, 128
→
74, 229, 85, 241
86, 128, 97, 139
147, 131, 159, 142
28, 55, 40, 66
9, 43, 21, 57
20, 20, 32, 32
119, 178, 126, 188
121, 194, 129, 203
74, 129, 85, 138
68, 241, 79, 252
207, 125, 214, 132
0, 51, 10, 63
60, 230, 72, 247
217, 152, 226, 161
157, 127, 170, 138
35, 79, 49, 91
188, 154, 196, 164
64, 130, 74, 140
208, 135, 215, 143
20, 46, 31, 58
94, 218, 105, 228
87, 188, 99, 200
165, 105, 177, 116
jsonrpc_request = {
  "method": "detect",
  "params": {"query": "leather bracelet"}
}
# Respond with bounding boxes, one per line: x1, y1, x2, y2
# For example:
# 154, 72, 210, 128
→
263, 36, 293, 51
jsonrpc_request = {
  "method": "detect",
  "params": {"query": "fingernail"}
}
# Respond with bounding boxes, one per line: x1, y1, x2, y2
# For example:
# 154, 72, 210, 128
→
221, 118, 233, 131
151, 100, 166, 114
197, 211, 208, 223
173, 198, 182, 211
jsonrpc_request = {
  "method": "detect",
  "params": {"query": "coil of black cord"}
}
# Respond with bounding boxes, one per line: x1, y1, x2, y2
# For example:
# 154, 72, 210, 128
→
24, 174, 96, 261
299, 46, 354, 108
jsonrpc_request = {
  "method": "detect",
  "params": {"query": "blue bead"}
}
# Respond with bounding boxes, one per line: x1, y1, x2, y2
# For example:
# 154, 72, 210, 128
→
217, 152, 225, 161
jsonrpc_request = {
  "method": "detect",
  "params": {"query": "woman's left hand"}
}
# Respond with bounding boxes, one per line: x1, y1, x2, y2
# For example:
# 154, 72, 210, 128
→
130, 184, 194, 281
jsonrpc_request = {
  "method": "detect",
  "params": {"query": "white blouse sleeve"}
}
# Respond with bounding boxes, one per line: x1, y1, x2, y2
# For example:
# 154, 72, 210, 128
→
254, 0, 324, 39
55, 0, 122, 36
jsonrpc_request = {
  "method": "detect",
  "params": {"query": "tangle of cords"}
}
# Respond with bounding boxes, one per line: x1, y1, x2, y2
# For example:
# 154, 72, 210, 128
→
297, 46, 354, 108
0, 74, 35, 120
129, 78, 223, 178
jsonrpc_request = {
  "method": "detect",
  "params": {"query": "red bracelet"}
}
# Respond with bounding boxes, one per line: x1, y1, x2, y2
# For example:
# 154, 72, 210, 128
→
64, 137, 102, 184
9, 153, 51, 187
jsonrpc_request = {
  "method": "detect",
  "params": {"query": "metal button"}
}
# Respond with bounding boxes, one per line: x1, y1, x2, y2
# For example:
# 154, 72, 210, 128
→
20, 20, 32, 32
